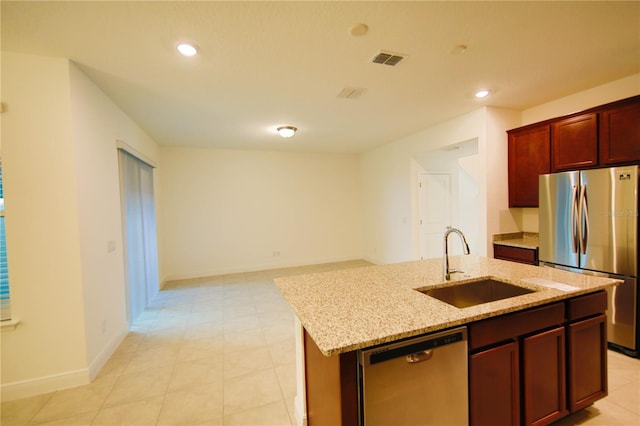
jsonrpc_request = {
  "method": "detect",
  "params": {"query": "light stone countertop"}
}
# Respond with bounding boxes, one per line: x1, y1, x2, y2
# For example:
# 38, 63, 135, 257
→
274, 256, 620, 356
493, 232, 539, 249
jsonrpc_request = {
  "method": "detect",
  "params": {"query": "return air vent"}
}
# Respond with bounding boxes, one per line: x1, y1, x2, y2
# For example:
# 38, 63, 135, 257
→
371, 50, 405, 66
337, 86, 366, 99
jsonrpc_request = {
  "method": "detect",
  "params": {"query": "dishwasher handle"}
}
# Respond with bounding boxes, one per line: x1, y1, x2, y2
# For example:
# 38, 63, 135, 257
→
360, 327, 467, 367
406, 349, 433, 363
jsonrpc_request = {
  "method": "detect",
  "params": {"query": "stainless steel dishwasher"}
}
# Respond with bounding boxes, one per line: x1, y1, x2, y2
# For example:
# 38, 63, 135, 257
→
358, 326, 468, 425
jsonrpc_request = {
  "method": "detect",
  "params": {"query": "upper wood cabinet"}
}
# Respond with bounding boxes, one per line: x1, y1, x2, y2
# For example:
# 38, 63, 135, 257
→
599, 98, 640, 165
508, 125, 551, 207
508, 95, 640, 207
552, 113, 598, 171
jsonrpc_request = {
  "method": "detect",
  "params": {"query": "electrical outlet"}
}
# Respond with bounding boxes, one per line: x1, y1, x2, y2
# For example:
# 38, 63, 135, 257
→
101, 320, 107, 335
107, 240, 116, 253
273, 250, 281, 257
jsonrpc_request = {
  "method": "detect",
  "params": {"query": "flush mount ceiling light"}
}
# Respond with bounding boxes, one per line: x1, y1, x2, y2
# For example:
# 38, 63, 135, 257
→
177, 43, 198, 57
277, 126, 297, 138
475, 89, 490, 99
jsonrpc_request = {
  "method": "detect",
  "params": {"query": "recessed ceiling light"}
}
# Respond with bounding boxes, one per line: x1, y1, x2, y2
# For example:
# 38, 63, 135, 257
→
349, 23, 369, 37
177, 43, 198, 57
277, 126, 297, 138
475, 89, 490, 99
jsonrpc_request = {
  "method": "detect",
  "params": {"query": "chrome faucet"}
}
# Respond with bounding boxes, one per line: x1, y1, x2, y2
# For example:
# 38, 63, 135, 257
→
443, 227, 471, 280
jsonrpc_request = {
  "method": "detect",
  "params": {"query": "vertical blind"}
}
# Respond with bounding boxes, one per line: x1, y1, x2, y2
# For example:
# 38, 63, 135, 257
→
0, 158, 11, 321
118, 149, 159, 326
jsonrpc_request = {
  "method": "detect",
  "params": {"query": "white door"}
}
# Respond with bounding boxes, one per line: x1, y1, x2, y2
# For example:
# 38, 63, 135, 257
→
419, 173, 451, 259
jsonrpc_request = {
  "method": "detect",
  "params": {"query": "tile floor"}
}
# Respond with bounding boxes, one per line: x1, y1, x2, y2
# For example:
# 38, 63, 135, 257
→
2, 260, 639, 426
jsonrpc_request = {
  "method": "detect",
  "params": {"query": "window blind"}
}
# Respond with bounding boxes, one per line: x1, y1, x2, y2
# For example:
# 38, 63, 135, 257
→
0, 158, 10, 321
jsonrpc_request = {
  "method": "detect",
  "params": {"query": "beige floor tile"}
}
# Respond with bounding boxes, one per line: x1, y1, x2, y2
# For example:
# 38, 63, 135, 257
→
585, 397, 639, 425
275, 364, 296, 399
103, 365, 173, 408
31, 410, 96, 426
607, 380, 640, 415
223, 346, 274, 379
157, 383, 223, 426
183, 321, 225, 342
122, 345, 181, 375
223, 329, 267, 354
269, 339, 296, 367
177, 338, 224, 363
222, 400, 291, 426
223, 369, 283, 416
0, 393, 53, 426
167, 360, 224, 393
29, 375, 117, 425
223, 314, 263, 333
91, 395, 164, 426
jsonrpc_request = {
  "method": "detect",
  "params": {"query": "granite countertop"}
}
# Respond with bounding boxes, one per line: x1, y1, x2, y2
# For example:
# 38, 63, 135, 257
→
493, 232, 539, 249
273, 256, 619, 356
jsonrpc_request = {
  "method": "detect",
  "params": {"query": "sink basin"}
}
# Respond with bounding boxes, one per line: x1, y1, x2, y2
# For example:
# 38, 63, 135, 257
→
418, 278, 536, 308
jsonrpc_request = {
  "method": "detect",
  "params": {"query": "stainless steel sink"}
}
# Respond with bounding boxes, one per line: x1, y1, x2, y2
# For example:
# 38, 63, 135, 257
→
417, 278, 536, 308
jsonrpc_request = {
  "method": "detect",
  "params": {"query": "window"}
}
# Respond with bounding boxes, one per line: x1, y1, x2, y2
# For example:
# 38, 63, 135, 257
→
0, 158, 10, 321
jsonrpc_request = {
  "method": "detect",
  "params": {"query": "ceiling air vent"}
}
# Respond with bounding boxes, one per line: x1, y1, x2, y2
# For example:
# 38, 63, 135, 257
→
337, 86, 366, 99
371, 50, 405, 66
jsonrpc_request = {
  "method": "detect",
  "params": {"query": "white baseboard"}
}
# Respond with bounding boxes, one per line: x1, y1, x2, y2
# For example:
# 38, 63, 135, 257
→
1, 325, 128, 402
1, 368, 90, 402
294, 394, 309, 426
88, 325, 128, 380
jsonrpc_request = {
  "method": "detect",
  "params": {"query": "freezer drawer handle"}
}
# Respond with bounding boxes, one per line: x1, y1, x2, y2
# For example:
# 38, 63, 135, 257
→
406, 349, 433, 363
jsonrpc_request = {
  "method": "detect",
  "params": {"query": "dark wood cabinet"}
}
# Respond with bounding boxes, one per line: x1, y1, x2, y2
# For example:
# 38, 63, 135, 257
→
507, 95, 640, 207
469, 303, 566, 426
470, 341, 520, 426
551, 113, 598, 172
508, 125, 551, 207
494, 244, 538, 265
522, 327, 568, 425
566, 291, 608, 413
599, 99, 640, 165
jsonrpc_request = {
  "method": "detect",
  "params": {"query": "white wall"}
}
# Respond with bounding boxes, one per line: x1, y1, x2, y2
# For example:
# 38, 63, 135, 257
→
1, 53, 89, 398
517, 73, 640, 233
159, 147, 363, 281
68, 63, 160, 378
360, 106, 523, 265
1, 52, 161, 401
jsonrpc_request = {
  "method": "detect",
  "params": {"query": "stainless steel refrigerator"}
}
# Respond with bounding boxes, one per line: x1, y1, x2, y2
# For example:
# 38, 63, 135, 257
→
539, 165, 638, 357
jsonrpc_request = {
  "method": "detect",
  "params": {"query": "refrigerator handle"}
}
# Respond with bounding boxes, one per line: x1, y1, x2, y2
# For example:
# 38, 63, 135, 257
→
571, 184, 580, 254
579, 184, 589, 254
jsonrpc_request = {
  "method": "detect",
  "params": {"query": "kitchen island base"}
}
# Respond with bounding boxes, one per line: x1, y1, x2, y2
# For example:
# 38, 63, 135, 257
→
299, 291, 608, 426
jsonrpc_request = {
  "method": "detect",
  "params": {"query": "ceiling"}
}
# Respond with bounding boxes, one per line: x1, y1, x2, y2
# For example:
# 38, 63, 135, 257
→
2, 1, 639, 154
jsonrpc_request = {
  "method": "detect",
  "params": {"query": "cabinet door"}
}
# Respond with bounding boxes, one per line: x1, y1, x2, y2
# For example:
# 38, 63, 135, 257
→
469, 341, 520, 426
522, 327, 568, 426
508, 125, 551, 207
599, 100, 640, 165
552, 113, 598, 171
567, 314, 608, 412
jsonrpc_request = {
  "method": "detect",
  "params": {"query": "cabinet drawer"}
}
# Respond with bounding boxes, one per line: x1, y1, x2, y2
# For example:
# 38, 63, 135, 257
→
566, 290, 607, 321
494, 244, 538, 265
469, 302, 565, 350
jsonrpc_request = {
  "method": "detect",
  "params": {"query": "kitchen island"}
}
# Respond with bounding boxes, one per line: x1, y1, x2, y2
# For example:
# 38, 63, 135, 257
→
274, 255, 620, 426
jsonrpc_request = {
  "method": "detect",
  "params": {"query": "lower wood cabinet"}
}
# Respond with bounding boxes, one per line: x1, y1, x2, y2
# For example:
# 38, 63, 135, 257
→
470, 341, 520, 425
522, 327, 568, 425
468, 291, 607, 426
